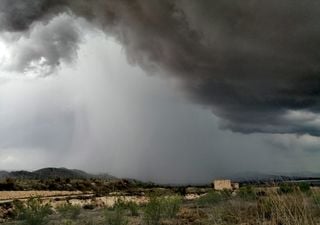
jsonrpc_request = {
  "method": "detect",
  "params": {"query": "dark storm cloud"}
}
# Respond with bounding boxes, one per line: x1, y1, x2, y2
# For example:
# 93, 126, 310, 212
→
2, 0, 320, 135
3, 14, 80, 75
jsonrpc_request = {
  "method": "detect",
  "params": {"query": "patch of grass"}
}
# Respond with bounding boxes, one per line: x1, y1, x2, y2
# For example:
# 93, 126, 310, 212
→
298, 182, 311, 193
104, 207, 128, 225
126, 201, 140, 217
196, 191, 226, 207
162, 195, 182, 219
312, 193, 320, 206
112, 198, 127, 210
143, 196, 163, 225
238, 186, 256, 201
111, 198, 140, 217
143, 195, 182, 225
278, 183, 294, 194
207, 189, 317, 225
57, 203, 81, 219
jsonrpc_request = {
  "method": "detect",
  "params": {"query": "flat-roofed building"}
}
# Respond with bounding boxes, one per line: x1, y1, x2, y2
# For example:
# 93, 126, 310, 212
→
213, 179, 240, 190
213, 179, 232, 190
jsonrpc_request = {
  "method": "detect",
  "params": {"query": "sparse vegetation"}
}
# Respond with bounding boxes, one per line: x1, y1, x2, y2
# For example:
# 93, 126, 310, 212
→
104, 207, 128, 225
298, 182, 311, 193
196, 191, 225, 206
13, 197, 52, 225
57, 203, 81, 219
238, 185, 256, 200
278, 183, 295, 194
143, 196, 163, 225
161, 195, 182, 219
125, 201, 140, 217
143, 195, 182, 225
2, 181, 320, 225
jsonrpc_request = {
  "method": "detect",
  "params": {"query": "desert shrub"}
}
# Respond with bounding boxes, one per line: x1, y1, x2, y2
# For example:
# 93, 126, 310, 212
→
143, 195, 182, 225
57, 203, 81, 219
207, 190, 317, 225
162, 195, 182, 219
238, 186, 256, 200
221, 205, 257, 224
221, 189, 232, 198
196, 191, 225, 207
143, 196, 162, 225
298, 182, 311, 193
126, 201, 140, 216
278, 183, 294, 194
111, 198, 140, 216
104, 207, 128, 225
112, 198, 127, 210
266, 192, 315, 225
13, 197, 52, 225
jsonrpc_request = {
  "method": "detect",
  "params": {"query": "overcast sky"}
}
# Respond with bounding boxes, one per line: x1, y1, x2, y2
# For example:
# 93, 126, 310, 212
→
1, 1, 320, 184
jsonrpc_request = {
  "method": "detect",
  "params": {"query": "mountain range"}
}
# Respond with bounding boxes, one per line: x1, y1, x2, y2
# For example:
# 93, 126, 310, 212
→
0, 167, 115, 180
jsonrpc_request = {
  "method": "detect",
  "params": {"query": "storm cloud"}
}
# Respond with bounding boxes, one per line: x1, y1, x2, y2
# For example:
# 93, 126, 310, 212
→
2, 0, 320, 135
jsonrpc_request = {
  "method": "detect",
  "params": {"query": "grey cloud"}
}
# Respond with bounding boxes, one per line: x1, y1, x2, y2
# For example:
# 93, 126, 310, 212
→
2, 0, 320, 135
1, 14, 80, 75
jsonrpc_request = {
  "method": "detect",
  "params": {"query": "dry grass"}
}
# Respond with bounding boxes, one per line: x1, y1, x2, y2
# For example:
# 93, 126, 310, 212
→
2, 186, 320, 225
206, 188, 320, 225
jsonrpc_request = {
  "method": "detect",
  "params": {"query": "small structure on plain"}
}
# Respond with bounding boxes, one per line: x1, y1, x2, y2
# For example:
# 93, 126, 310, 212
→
213, 179, 239, 190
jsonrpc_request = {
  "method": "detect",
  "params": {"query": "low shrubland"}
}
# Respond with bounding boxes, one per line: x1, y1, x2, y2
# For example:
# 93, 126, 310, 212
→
3, 184, 320, 225
57, 203, 81, 219
143, 195, 182, 225
13, 197, 52, 225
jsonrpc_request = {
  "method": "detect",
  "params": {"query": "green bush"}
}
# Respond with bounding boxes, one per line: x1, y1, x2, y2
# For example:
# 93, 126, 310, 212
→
111, 198, 140, 217
238, 186, 256, 200
162, 195, 182, 219
126, 201, 139, 217
196, 191, 225, 206
278, 183, 294, 194
104, 207, 128, 225
13, 197, 52, 225
57, 203, 81, 219
143, 195, 182, 225
112, 198, 127, 210
143, 196, 163, 225
298, 182, 311, 193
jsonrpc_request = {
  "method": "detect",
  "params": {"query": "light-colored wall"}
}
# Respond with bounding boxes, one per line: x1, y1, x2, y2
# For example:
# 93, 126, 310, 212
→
213, 179, 232, 190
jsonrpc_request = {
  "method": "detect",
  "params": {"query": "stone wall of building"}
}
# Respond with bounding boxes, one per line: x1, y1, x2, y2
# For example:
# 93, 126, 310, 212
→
213, 179, 232, 190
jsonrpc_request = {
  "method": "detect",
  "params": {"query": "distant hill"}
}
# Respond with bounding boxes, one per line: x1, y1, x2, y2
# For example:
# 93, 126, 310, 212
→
0, 168, 116, 180
229, 171, 320, 183
0, 171, 9, 179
